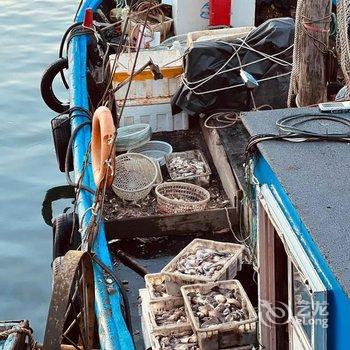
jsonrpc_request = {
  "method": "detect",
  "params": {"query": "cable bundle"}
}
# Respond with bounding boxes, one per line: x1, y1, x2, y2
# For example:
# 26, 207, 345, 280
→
245, 113, 350, 153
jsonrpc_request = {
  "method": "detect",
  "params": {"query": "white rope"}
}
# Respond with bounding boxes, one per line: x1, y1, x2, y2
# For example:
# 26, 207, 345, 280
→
181, 71, 292, 96
204, 112, 240, 129
182, 39, 293, 91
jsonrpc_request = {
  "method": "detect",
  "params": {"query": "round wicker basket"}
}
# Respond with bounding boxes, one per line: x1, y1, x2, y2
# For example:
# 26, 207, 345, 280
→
112, 153, 158, 201
155, 182, 210, 214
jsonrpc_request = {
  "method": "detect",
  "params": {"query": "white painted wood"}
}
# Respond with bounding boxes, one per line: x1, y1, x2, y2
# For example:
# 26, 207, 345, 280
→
200, 120, 239, 207
231, 0, 256, 27
172, 0, 209, 35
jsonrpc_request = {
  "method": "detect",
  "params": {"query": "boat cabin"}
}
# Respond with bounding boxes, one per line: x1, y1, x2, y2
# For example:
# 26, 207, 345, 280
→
241, 107, 350, 350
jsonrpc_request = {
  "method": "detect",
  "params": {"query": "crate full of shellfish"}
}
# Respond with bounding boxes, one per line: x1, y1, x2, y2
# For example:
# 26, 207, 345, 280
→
181, 280, 258, 349
165, 150, 212, 186
161, 239, 245, 296
145, 273, 173, 301
148, 296, 192, 335
150, 323, 199, 350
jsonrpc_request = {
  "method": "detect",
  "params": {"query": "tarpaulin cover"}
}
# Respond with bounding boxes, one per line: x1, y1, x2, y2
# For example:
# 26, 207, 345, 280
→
172, 18, 295, 116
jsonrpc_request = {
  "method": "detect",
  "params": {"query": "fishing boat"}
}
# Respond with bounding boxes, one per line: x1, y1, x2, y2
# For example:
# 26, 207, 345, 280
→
2, 0, 350, 349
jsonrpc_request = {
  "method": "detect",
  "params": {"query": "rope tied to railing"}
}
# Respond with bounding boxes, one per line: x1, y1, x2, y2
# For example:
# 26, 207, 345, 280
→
0, 325, 37, 350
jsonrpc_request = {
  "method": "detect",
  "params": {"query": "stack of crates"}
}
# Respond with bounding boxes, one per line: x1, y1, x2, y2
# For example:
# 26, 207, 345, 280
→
139, 239, 257, 349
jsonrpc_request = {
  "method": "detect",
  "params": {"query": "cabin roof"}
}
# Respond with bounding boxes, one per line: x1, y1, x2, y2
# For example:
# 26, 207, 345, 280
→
241, 107, 350, 296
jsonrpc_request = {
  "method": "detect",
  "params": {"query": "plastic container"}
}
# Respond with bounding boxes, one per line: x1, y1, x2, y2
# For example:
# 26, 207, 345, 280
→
145, 273, 172, 301
151, 325, 198, 350
148, 296, 191, 335
154, 161, 164, 187
117, 97, 189, 133
112, 153, 158, 201
139, 288, 153, 349
161, 239, 245, 296
110, 50, 183, 101
139, 288, 195, 350
210, 0, 231, 26
155, 182, 210, 215
165, 150, 211, 186
116, 124, 152, 151
128, 141, 173, 166
181, 280, 257, 349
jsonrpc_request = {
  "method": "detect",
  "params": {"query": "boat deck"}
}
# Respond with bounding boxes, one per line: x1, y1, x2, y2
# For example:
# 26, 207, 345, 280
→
241, 107, 350, 297
104, 122, 240, 240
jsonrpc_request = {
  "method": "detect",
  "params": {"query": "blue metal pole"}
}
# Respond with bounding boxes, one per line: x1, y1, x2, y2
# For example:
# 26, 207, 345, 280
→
68, 1, 135, 349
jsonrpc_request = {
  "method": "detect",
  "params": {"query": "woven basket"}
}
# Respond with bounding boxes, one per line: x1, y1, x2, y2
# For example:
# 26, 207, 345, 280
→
155, 182, 210, 214
112, 153, 157, 202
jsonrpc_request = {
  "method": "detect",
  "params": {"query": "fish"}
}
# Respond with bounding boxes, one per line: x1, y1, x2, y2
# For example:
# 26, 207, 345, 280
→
186, 286, 249, 329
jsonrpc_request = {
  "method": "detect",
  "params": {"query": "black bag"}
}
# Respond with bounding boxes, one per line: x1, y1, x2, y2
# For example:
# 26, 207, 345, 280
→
172, 18, 295, 116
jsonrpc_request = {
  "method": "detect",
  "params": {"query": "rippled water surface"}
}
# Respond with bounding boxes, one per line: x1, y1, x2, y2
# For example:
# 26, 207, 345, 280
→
0, 0, 77, 340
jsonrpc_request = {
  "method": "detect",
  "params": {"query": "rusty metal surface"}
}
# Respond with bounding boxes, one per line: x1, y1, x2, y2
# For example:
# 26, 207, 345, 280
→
43, 251, 95, 350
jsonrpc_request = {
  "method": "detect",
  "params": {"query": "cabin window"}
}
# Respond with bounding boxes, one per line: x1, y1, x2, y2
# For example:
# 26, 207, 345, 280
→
292, 265, 313, 343
258, 184, 327, 350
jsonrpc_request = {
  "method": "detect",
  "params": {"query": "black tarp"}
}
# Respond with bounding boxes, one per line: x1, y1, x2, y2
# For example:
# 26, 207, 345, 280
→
172, 18, 295, 116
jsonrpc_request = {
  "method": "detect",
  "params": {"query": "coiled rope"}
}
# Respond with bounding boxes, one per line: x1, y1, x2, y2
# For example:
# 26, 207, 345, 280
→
288, 0, 331, 107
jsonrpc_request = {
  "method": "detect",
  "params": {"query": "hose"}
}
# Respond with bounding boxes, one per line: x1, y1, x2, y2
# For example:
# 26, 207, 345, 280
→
115, 249, 149, 278
90, 254, 134, 341
59, 22, 83, 89
245, 113, 350, 153
65, 121, 95, 194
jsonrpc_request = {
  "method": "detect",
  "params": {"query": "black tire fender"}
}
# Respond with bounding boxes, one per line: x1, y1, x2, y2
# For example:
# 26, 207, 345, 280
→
41, 58, 70, 113
52, 213, 81, 260
51, 115, 73, 172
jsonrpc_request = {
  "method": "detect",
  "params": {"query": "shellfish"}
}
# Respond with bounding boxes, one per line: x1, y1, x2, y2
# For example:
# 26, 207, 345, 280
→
187, 286, 249, 328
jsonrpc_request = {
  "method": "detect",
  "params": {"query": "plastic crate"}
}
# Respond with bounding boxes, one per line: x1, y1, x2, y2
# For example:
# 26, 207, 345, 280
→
139, 289, 153, 349
161, 239, 244, 296
151, 324, 197, 350
116, 97, 189, 133
148, 296, 191, 334
165, 149, 212, 186
110, 50, 183, 101
145, 273, 172, 301
181, 280, 258, 349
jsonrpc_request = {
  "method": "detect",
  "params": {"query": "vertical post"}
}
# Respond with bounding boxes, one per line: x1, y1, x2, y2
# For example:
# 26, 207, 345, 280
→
290, 0, 332, 106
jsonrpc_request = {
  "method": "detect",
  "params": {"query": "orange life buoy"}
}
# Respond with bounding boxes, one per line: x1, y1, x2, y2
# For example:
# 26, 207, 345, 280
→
91, 106, 116, 189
